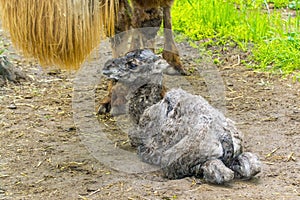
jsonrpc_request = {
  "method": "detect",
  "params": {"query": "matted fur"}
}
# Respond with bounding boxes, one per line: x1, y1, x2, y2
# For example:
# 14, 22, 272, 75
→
0, 0, 118, 69
132, 0, 173, 8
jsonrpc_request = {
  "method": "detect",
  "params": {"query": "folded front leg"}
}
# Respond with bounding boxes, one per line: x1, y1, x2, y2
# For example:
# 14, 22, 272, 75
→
201, 159, 234, 184
230, 152, 261, 180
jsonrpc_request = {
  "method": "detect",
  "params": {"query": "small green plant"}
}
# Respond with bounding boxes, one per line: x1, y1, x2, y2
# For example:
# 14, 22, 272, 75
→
213, 58, 220, 65
0, 40, 6, 55
288, 0, 300, 9
155, 47, 164, 54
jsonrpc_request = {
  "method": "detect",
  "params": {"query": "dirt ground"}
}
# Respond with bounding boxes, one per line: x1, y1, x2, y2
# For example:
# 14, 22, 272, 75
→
0, 30, 299, 200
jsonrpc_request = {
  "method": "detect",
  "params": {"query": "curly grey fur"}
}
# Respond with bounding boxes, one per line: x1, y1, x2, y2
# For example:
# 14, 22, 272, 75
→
102, 49, 171, 119
130, 89, 261, 184
102, 50, 261, 184
103, 49, 169, 83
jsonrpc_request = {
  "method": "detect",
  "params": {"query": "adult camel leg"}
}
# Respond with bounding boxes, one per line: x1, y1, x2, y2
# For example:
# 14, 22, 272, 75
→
131, 5, 163, 52
98, 0, 132, 114
111, 0, 132, 57
162, 6, 186, 75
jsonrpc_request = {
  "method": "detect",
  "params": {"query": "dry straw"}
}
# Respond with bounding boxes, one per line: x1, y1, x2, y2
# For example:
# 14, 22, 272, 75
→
0, 0, 118, 69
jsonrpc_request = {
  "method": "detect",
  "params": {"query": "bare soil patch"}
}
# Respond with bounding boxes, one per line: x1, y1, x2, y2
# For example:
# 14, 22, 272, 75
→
0, 33, 299, 200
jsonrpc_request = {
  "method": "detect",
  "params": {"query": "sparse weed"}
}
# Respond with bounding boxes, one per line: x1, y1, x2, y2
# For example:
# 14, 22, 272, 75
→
0, 40, 6, 55
252, 33, 300, 74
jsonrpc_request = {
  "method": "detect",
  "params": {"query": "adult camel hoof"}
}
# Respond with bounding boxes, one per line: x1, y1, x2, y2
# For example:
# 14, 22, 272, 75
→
162, 51, 188, 75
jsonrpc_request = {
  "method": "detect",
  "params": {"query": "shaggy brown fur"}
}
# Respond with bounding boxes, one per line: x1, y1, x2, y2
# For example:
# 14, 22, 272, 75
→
132, 0, 174, 8
0, 0, 118, 69
0, 0, 182, 71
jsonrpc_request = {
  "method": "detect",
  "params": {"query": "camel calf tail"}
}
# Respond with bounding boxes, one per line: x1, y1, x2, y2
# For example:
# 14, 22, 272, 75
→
0, 0, 118, 70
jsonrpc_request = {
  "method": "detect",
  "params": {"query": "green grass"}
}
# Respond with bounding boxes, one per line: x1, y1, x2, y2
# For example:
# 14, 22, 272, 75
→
172, 0, 300, 78
252, 32, 300, 73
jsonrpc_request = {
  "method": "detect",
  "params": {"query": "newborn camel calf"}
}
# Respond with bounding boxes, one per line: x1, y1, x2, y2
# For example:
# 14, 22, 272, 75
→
131, 88, 261, 184
101, 49, 261, 184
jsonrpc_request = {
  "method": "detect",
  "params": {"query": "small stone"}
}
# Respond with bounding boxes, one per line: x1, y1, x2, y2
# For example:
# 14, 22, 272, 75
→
7, 103, 17, 109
